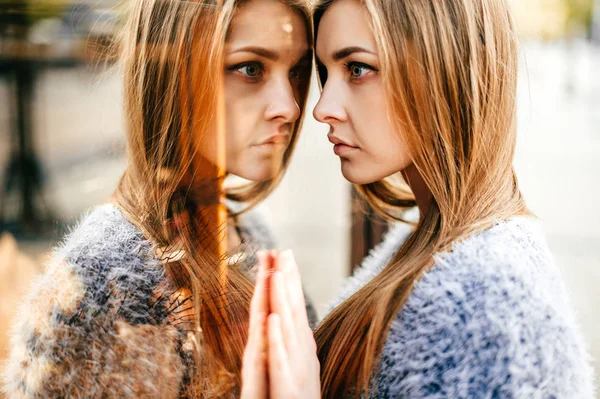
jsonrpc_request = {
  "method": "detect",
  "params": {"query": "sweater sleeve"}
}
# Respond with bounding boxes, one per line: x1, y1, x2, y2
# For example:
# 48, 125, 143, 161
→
1, 256, 189, 399
376, 268, 595, 399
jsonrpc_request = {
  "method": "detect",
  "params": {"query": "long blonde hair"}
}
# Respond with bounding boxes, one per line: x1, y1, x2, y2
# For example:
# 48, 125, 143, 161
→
313, 0, 528, 397
112, 0, 311, 396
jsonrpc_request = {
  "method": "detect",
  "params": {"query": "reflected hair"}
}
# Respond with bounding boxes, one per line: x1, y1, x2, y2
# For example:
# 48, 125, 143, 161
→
112, 0, 312, 396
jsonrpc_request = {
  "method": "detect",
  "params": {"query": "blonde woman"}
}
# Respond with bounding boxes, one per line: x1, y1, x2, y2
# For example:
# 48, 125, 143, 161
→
2, 0, 314, 397
242, 0, 595, 397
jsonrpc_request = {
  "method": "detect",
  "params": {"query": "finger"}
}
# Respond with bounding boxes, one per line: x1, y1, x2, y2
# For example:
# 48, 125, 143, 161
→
269, 270, 297, 350
282, 250, 305, 304
242, 307, 267, 399
244, 252, 268, 377
280, 250, 310, 326
243, 307, 266, 372
286, 250, 307, 306
279, 251, 316, 358
249, 251, 269, 330
267, 313, 295, 398
246, 258, 268, 365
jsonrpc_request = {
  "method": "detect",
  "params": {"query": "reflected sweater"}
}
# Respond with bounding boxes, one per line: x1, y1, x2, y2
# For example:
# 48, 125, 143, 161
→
328, 217, 595, 398
2, 203, 317, 398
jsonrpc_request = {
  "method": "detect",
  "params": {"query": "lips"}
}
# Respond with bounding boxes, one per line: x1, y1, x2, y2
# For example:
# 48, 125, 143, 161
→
259, 133, 290, 145
328, 133, 358, 156
327, 134, 356, 148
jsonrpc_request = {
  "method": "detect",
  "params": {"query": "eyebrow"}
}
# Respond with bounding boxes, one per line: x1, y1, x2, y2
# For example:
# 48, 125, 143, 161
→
315, 46, 376, 67
228, 46, 280, 60
332, 46, 376, 61
228, 47, 312, 64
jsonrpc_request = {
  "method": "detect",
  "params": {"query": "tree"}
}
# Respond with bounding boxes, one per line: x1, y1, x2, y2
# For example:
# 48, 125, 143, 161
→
565, 0, 594, 36
0, 0, 69, 31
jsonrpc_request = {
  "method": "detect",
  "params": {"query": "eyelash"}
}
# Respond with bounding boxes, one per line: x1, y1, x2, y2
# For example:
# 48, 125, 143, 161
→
228, 61, 309, 83
228, 61, 265, 81
290, 63, 310, 81
344, 61, 377, 81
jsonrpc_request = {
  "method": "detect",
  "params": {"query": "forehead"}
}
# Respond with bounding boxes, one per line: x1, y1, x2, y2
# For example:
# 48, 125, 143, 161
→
227, 0, 308, 49
316, 0, 376, 59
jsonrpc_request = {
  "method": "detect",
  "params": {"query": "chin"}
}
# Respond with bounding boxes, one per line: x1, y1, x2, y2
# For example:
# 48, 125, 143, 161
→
340, 161, 375, 185
231, 164, 280, 182
341, 171, 376, 185
340, 160, 393, 185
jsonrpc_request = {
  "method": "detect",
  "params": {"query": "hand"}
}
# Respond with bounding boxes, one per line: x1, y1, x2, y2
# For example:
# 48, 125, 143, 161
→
267, 250, 321, 399
240, 251, 271, 399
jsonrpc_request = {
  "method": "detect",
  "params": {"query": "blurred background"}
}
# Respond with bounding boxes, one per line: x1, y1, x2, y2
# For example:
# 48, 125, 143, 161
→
0, 0, 598, 393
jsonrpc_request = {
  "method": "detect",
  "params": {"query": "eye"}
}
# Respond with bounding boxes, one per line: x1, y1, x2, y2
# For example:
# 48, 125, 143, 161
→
289, 67, 302, 81
289, 62, 310, 82
350, 64, 367, 78
345, 62, 376, 81
238, 63, 262, 78
228, 61, 265, 81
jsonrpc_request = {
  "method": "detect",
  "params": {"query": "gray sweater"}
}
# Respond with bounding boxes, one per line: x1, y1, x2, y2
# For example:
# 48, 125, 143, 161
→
2, 203, 316, 398
328, 217, 595, 398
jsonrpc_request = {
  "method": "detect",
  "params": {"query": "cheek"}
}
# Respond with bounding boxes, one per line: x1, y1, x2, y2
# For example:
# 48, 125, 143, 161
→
380, 130, 411, 170
224, 88, 262, 154
352, 85, 394, 152
367, 118, 411, 173
344, 87, 412, 183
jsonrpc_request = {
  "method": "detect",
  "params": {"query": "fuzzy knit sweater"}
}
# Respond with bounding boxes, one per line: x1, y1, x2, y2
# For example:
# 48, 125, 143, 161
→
1, 203, 317, 398
328, 217, 595, 398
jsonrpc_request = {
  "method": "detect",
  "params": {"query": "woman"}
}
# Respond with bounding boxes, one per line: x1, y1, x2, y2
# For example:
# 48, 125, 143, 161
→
242, 0, 595, 397
2, 0, 314, 397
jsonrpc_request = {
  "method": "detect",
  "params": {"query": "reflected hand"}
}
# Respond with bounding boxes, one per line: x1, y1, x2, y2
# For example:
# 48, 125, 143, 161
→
267, 250, 321, 399
241, 252, 270, 399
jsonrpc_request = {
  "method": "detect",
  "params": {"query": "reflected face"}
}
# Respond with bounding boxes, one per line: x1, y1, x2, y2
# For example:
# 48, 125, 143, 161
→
313, 0, 411, 185
222, 0, 310, 181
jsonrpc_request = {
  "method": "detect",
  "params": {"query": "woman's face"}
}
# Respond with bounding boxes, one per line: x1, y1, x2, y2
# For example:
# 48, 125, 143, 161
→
222, 0, 310, 181
313, 0, 411, 185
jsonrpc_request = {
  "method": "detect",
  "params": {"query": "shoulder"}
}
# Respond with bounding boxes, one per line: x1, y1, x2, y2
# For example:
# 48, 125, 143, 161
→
377, 218, 595, 398
2, 205, 188, 397
54, 204, 168, 321
57, 203, 157, 270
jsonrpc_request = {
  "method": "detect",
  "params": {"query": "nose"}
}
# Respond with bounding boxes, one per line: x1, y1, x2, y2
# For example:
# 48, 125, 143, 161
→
264, 78, 301, 123
313, 81, 347, 124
